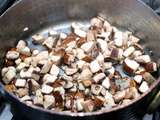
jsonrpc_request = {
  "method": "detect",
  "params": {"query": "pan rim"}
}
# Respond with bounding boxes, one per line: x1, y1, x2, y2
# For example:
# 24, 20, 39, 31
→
0, 0, 160, 117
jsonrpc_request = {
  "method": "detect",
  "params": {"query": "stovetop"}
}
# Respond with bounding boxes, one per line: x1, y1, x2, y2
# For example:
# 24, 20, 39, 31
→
0, 0, 160, 120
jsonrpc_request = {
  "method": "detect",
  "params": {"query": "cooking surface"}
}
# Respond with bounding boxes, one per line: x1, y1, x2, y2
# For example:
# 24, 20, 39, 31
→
0, 0, 160, 120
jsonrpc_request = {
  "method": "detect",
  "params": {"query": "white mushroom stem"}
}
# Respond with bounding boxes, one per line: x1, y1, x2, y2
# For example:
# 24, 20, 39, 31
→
139, 81, 149, 93
90, 60, 101, 73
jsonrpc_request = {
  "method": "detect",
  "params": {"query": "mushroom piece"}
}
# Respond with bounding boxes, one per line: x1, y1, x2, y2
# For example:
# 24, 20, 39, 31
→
123, 46, 135, 57
74, 29, 86, 38
132, 50, 142, 58
81, 79, 92, 87
16, 40, 26, 51
64, 81, 73, 89
36, 51, 49, 61
97, 39, 108, 52
102, 77, 110, 89
20, 70, 32, 78
19, 47, 31, 56
16, 88, 28, 98
32, 34, 45, 44
29, 79, 40, 92
41, 84, 53, 94
114, 31, 123, 47
135, 55, 151, 63
86, 30, 95, 41
50, 64, 60, 76
81, 41, 95, 53
21, 95, 32, 102
43, 74, 57, 84
79, 68, 93, 80
90, 17, 103, 28
91, 84, 103, 95
142, 72, 156, 85
123, 58, 139, 74
60, 33, 67, 39
104, 91, 116, 106
145, 62, 157, 72
48, 30, 59, 37
93, 73, 106, 83
2, 67, 16, 85
6, 51, 19, 60
15, 58, 22, 65
113, 90, 126, 102
43, 37, 56, 49
65, 68, 78, 76
16, 62, 28, 71
76, 48, 86, 60
33, 89, 43, 106
104, 62, 112, 70
54, 86, 65, 95
75, 99, 84, 111
139, 81, 149, 93
15, 79, 26, 88
43, 95, 55, 109
110, 48, 123, 60
134, 75, 142, 84
76, 60, 86, 69
32, 50, 40, 56
90, 60, 101, 73
49, 54, 62, 65
40, 60, 53, 74
82, 100, 95, 112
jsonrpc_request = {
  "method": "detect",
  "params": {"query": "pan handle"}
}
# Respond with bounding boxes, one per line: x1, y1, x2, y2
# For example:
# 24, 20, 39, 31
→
147, 90, 160, 113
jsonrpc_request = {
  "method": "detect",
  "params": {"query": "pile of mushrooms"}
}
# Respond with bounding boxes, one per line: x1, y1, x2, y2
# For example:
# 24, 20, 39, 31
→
1, 16, 158, 112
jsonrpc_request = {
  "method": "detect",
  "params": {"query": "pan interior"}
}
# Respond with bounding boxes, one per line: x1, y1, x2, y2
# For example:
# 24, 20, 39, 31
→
0, 19, 159, 114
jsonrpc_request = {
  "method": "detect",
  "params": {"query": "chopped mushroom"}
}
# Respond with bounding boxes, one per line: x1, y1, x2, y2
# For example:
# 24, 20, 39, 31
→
123, 58, 139, 74
114, 31, 123, 47
40, 60, 53, 74
16, 40, 26, 51
6, 51, 19, 60
123, 46, 135, 57
90, 60, 101, 73
65, 67, 78, 75
102, 77, 110, 89
41, 84, 53, 94
44, 95, 55, 109
15, 79, 26, 87
43, 37, 56, 49
113, 90, 126, 102
1, 16, 158, 112
145, 62, 157, 72
134, 75, 142, 84
97, 39, 108, 52
33, 90, 43, 106
19, 47, 31, 56
81, 41, 95, 53
50, 64, 60, 76
139, 81, 149, 93
142, 72, 156, 85
74, 29, 86, 38
82, 100, 95, 112
32, 34, 45, 44
93, 73, 106, 83
16, 88, 28, 98
91, 84, 102, 95
43, 74, 57, 84
2, 67, 16, 84
135, 55, 151, 63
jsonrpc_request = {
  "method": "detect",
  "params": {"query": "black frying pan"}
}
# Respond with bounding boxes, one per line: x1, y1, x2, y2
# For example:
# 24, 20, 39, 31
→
0, 0, 160, 120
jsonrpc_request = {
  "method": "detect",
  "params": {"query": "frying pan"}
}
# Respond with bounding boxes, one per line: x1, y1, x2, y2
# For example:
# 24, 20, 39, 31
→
0, 0, 160, 120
